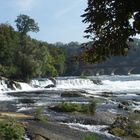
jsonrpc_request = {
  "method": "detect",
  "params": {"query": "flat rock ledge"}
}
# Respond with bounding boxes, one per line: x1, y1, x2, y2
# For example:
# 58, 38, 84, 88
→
26, 121, 121, 140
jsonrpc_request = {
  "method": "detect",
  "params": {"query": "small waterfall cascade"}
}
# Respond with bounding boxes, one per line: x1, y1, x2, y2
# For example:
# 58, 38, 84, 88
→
56, 78, 94, 88
31, 78, 54, 88
0, 80, 8, 91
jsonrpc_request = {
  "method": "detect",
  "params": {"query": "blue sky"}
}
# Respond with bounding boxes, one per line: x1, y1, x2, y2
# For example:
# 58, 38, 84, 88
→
0, 0, 88, 43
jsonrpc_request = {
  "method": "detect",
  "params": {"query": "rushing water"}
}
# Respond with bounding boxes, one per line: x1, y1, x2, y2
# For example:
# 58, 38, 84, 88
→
0, 75, 140, 139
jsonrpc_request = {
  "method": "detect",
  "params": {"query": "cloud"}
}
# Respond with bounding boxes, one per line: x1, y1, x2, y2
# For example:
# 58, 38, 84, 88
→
16, 0, 34, 11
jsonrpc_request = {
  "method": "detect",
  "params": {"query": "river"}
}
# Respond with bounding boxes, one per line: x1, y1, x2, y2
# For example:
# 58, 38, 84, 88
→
0, 75, 140, 139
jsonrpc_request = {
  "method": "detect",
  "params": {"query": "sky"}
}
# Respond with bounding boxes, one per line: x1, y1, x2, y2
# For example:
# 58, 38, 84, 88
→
0, 0, 88, 43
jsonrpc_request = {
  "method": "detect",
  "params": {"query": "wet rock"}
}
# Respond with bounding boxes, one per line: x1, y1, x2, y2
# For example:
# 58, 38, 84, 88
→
118, 101, 132, 110
134, 109, 140, 114
101, 92, 116, 97
109, 116, 129, 136
48, 77, 56, 85
32, 134, 49, 140
51, 111, 116, 125
90, 79, 102, 85
109, 115, 140, 138
19, 98, 35, 104
45, 84, 55, 88
61, 91, 83, 97
26, 120, 118, 140
0, 77, 21, 90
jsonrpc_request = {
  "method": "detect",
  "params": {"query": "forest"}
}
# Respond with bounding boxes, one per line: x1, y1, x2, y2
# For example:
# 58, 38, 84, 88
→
0, 15, 140, 81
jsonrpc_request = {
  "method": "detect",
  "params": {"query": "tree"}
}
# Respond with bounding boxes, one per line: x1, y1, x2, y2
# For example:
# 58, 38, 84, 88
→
15, 14, 39, 36
0, 24, 19, 78
14, 15, 40, 81
81, 0, 140, 63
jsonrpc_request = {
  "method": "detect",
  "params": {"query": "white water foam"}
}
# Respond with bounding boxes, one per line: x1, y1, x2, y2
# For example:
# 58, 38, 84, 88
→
56, 78, 94, 89
1, 75, 140, 101
31, 79, 53, 88
19, 82, 33, 90
67, 123, 119, 139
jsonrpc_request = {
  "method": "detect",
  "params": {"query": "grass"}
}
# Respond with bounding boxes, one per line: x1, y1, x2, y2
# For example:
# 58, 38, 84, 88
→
49, 100, 96, 114
84, 134, 97, 140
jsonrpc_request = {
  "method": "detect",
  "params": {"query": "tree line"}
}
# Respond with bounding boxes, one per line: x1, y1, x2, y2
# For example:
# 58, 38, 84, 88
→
1, 13, 140, 81
0, 14, 86, 81
0, 15, 69, 81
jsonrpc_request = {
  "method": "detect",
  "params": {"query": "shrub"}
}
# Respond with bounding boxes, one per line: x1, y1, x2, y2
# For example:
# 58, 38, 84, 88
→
34, 107, 48, 123
49, 100, 96, 114
0, 119, 25, 140
109, 114, 140, 138
88, 100, 96, 114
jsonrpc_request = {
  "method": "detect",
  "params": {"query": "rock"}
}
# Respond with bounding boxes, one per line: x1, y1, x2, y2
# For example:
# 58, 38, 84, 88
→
26, 120, 119, 140
0, 112, 33, 119
45, 84, 55, 88
48, 77, 56, 85
0, 77, 21, 90
90, 79, 102, 85
32, 134, 49, 140
111, 116, 129, 129
109, 116, 129, 136
134, 109, 140, 114
61, 91, 83, 97
118, 101, 131, 110
101, 92, 115, 97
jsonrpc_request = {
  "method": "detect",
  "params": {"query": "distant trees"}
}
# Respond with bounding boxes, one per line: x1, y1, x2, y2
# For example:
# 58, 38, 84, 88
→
81, 0, 140, 63
0, 15, 66, 81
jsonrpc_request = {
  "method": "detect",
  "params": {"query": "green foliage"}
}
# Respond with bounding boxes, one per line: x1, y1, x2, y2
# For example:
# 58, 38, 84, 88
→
110, 128, 125, 136
81, 0, 140, 63
0, 119, 25, 140
0, 18, 66, 80
50, 101, 96, 114
34, 107, 48, 123
84, 134, 96, 140
15, 14, 39, 35
88, 100, 96, 114
109, 114, 140, 138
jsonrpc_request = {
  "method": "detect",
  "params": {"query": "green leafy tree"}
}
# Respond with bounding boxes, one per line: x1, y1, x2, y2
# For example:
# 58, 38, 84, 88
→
15, 14, 39, 36
48, 44, 65, 75
0, 24, 19, 78
14, 15, 40, 81
81, 0, 140, 63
